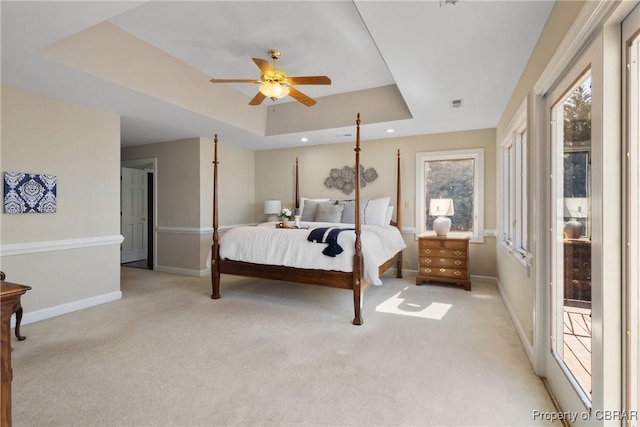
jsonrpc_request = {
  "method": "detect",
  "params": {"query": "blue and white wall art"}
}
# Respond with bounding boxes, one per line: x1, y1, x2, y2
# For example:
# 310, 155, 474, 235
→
3, 172, 57, 214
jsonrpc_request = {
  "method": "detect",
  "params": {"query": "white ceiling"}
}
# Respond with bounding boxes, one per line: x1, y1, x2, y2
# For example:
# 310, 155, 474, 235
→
1, 1, 554, 151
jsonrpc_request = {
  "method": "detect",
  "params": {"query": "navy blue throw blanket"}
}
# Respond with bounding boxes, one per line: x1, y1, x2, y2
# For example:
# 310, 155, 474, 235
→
307, 227, 355, 257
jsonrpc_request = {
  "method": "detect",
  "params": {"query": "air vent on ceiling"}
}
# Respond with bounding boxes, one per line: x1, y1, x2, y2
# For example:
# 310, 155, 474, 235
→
450, 99, 464, 108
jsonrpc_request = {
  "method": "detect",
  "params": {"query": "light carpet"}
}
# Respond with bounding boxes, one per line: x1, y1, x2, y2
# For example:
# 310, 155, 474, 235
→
11, 268, 559, 426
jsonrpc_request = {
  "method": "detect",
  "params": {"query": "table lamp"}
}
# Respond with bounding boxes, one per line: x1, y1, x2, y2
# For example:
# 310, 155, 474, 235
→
429, 198, 454, 236
264, 199, 281, 222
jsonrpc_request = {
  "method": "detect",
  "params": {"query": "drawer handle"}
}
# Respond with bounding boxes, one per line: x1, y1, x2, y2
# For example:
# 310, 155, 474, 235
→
439, 258, 446, 263
454, 271, 462, 276
424, 249, 432, 254
425, 259, 432, 264
455, 251, 463, 256
454, 260, 462, 266
424, 268, 432, 273
439, 268, 446, 273
440, 250, 446, 254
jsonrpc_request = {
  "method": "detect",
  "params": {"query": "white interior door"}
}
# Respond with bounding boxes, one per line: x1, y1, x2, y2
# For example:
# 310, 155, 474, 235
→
121, 167, 148, 263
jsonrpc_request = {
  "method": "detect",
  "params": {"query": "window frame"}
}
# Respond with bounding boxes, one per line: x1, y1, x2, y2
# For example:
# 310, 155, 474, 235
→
415, 147, 484, 243
499, 100, 530, 268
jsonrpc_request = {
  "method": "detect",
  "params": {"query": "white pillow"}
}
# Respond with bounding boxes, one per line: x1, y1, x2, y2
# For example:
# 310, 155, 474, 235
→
385, 206, 394, 227
363, 197, 391, 227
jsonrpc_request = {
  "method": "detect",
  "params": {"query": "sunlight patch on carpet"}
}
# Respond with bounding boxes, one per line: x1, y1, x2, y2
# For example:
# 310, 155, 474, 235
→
375, 289, 452, 320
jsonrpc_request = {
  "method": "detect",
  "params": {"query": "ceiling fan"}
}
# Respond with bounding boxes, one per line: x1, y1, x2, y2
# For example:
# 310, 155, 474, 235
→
209, 49, 331, 107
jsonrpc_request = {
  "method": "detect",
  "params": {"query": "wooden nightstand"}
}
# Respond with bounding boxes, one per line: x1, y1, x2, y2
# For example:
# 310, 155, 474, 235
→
416, 235, 471, 291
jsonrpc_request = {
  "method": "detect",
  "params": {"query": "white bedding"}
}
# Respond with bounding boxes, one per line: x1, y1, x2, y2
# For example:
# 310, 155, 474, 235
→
219, 221, 406, 285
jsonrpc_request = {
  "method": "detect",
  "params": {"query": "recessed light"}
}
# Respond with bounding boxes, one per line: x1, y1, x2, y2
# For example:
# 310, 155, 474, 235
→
300, 137, 308, 142
386, 129, 395, 133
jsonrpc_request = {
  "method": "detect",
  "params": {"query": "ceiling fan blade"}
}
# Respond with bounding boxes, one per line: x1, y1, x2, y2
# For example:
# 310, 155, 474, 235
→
288, 87, 316, 106
210, 78, 260, 84
252, 58, 271, 73
288, 76, 331, 85
249, 92, 266, 106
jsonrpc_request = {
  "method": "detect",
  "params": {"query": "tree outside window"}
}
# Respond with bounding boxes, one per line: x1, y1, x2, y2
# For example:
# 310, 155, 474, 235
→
424, 159, 474, 232
416, 148, 484, 242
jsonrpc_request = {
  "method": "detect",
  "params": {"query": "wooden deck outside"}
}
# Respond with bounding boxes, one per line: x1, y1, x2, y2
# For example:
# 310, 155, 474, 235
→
563, 305, 592, 398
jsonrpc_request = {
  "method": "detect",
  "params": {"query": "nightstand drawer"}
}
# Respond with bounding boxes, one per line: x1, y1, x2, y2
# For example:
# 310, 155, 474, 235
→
419, 247, 467, 258
420, 256, 466, 268
419, 239, 468, 250
419, 266, 468, 279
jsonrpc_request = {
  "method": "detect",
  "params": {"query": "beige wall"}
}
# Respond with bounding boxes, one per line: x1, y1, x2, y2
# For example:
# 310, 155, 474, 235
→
495, 0, 585, 346
200, 138, 255, 273
255, 127, 497, 277
0, 85, 122, 316
122, 137, 255, 275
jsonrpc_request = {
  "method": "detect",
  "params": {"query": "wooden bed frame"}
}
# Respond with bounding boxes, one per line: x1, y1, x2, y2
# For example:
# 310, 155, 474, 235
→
210, 114, 403, 325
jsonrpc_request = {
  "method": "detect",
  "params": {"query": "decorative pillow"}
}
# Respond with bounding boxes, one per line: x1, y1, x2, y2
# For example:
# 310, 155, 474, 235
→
300, 198, 331, 221
337, 200, 356, 223
363, 196, 391, 227
315, 203, 344, 223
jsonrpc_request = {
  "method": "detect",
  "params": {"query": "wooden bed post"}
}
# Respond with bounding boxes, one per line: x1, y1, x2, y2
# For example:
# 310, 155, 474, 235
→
396, 149, 403, 278
352, 113, 364, 325
295, 157, 300, 209
211, 134, 221, 299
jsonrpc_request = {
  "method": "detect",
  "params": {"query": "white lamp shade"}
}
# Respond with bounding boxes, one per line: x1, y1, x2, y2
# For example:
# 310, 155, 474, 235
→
429, 198, 454, 216
563, 197, 589, 218
264, 199, 281, 214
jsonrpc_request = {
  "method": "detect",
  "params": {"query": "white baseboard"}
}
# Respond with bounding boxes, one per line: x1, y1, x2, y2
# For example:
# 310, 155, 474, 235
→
470, 274, 497, 284
154, 265, 209, 277
495, 277, 534, 363
11, 291, 122, 327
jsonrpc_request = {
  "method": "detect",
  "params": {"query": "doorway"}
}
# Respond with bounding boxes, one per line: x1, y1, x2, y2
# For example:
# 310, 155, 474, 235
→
121, 159, 156, 270
535, 5, 626, 422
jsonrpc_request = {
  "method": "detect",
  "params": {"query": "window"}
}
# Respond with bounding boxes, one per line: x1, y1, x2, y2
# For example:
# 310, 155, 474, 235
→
500, 100, 529, 262
415, 148, 484, 243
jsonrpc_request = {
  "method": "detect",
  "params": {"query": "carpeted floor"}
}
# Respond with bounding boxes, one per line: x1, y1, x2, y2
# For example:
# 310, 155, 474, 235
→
11, 268, 560, 426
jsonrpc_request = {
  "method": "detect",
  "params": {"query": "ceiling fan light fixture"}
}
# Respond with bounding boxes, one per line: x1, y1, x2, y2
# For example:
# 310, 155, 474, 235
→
210, 49, 330, 106
259, 81, 290, 100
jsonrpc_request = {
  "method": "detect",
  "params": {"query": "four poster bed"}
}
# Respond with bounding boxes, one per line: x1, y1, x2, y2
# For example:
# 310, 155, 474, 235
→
210, 114, 405, 325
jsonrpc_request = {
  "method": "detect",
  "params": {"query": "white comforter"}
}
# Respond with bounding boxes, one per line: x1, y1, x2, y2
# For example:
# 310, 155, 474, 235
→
219, 221, 406, 285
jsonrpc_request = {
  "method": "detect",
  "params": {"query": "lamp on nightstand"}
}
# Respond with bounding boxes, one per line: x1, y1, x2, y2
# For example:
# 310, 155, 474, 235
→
264, 199, 282, 222
429, 198, 454, 236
